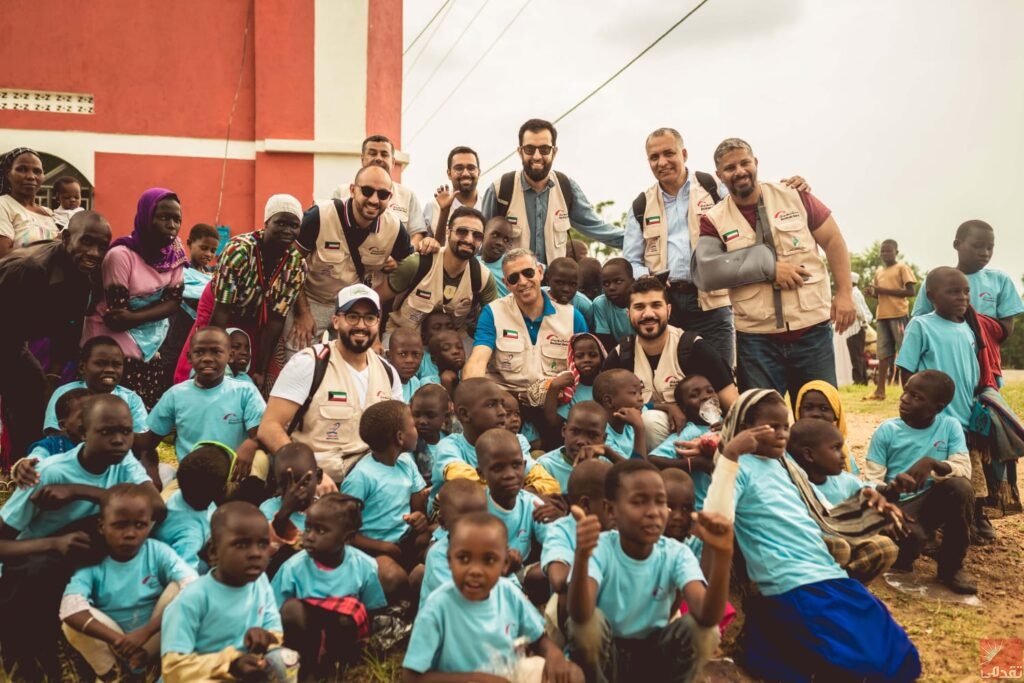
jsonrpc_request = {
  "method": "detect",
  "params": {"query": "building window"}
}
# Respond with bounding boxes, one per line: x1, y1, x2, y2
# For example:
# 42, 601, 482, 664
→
0, 89, 94, 115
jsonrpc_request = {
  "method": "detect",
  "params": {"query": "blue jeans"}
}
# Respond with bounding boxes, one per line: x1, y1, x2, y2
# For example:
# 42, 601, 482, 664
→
736, 321, 836, 407
665, 288, 735, 367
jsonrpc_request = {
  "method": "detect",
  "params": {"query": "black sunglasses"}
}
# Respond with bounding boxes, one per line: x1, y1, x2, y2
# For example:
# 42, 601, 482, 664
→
506, 267, 537, 285
355, 185, 392, 201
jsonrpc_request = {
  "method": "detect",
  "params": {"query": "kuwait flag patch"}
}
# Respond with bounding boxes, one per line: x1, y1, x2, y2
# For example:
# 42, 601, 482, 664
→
324, 241, 342, 250
328, 391, 348, 403
415, 288, 432, 300
723, 229, 740, 243
645, 215, 662, 226
502, 329, 519, 340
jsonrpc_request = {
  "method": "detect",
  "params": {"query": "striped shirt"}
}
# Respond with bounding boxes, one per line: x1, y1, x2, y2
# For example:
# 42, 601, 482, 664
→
213, 230, 306, 322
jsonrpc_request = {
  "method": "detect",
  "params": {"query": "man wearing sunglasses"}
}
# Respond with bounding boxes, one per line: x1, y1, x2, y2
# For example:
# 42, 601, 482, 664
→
382, 206, 499, 339
481, 119, 623, 266
285, 165, 417, 359
423, 146, 481, 238
261, 284, 404, 485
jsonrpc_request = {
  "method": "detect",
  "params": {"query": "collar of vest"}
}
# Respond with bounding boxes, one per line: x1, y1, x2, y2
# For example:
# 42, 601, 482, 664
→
520, 171, 556, 192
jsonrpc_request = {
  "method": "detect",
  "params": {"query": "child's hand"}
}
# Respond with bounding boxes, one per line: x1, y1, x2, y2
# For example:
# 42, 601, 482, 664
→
229, 653, 267, 681
863, 488, 910, 533
543, 650, 584, 683
672, 438, 701, 459
573, 444, 607, 465
112, 628, 149, 661
233, 439, 258, 481
888, 473, 917, 495
663, 404, 686, 433
506, 548, 523, 573
532, 498, 564, 524
378, 542, 403, 560
279, 467, 314, 516
50, 531, 91, 557
29, 484, 76, 510
721, 425, 774, 461
549, 371, 575, 392
243, 627, 278, 655
613, 406, 644, 429
11, 458, 39, 489
403, 511, 428, 534
903, 458, 936, 491
571, 505, 601, 560
689, 511, 734, 554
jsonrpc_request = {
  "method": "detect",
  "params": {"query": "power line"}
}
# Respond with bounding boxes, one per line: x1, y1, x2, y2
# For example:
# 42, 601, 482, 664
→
404, 0, 457, 78
403, 0, 493, 114
407, 0, 534, 146
404, 0, 451, 55
481, 0, 712, 177
215, 0, 253, 225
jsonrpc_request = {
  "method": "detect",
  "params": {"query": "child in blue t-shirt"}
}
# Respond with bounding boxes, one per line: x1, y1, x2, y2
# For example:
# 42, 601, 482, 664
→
709, 389, 921, 683
865, 370, 976, 594
154, 443, 233, 571
260, 443, 319, 577
414, 310, 456, 380
410, 383, 450, 486
648, 374, 723, 509
788, 419, 900, 585
403, 512, 581, 682
592, 258, 635, 351
273, 493, 386, 679
160, 502, 294, 682
226, 328, 255, 385
387, 326, 427, 403
536, 401, 624, 493
418, 479, 488, 605
567, 460, 732, 681
61, 484, 197, 679
342, 401, 430, 601
425, 328, 466, 397
14, 387, 89, 489
140, 327, 265, 478
593, 369, 647, 460
542, 333, 606, 434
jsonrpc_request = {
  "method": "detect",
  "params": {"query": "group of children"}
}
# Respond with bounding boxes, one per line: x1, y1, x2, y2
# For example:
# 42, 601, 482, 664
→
0, 216, 1018, 683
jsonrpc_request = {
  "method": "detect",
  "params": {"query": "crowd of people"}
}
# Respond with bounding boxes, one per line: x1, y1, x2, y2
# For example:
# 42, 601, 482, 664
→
0, 118, 1019, 683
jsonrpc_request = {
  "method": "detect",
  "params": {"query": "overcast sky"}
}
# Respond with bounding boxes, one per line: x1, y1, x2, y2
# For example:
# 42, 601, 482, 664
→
400, 0, 1023, 282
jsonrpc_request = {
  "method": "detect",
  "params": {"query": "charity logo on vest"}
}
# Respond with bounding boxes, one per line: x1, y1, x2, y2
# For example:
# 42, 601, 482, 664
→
555, 209, 568, 220
368, 246, 387, 256
697, 199, 714, 212
325, 421, 341, 441
544, 334, 568, 347
773, 209, 801, 222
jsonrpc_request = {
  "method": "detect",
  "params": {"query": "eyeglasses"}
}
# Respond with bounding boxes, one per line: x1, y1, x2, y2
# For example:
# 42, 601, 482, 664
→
355, 185, 393, 201
506, 267, 537, 285
342, 311, 380, 326
450, 164, 478, 174
452, 227, 484, 241
521, 145, 554, 157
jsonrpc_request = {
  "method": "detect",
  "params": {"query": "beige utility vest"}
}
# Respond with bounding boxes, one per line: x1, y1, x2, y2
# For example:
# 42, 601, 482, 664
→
494, 172, 572, 261
292, 344, 394, 482
485, 294, 573, 391
702, 183, 831, 334
386, 248, 490, 333
632, 325, 687, 404
387, 182, 415, 226
304, 200, 401, 304
640, 180, 730, 311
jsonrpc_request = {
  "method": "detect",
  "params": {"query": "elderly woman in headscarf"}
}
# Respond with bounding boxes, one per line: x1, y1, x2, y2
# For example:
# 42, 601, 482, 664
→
83, 188, 186, 407
0, 147, 59, 258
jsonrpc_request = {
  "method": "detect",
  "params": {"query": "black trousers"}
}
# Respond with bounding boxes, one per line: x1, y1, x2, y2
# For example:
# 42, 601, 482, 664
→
0, 344, 45, 466
846, 328, 867, 384
896, 477, 973, 576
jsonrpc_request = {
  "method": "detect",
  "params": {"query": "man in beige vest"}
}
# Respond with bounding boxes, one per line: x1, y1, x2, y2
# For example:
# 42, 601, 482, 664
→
423, 146, 481, 239
463, 248, 587, 443
693, 138, 855, 405
260, 283, 403, 486
604, 276, 738, 450
480, 119, 623, 266
285, 165, 421, 356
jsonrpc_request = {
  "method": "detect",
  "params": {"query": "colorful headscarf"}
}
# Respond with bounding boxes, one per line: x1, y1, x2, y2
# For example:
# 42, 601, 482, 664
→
560, 332, 608, 404
110, 187, 187, 272
795, 380, 851, 468
0, 147, 41, 196
719, 388, 782, 448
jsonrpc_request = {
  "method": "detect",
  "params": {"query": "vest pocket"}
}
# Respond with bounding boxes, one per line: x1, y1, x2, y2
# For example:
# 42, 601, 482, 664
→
403, 289, 436, 324
494, 336, 525, 373
318, 403, 357, 421
539, 338, 569, 375
317, 242, 347, 263
552, 217, 570, 247
773, 221, 810, 256
729, 282, 774, 323
796, 273, 830, 312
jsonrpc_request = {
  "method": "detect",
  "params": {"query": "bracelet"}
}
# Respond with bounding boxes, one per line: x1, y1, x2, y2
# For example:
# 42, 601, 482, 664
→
82, 616, 96, 635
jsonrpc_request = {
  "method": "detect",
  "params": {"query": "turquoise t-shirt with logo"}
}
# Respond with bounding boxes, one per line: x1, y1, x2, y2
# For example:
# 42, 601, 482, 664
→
866, 415, 967, 501
147, 377, 265, 458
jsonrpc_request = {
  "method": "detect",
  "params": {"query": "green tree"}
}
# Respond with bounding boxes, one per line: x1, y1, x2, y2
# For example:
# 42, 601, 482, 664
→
998, 275, 1024, 369
567, 200, 624, 261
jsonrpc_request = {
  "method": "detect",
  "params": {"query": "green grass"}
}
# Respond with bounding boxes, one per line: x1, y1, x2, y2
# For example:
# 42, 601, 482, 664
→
840, 379, 1024, 416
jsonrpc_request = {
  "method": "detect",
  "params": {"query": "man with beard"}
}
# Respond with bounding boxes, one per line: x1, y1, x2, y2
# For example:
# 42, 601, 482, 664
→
604, 276, 737, 450
259, 284, 403, 485
481, 119, 623, 266
693, 138, 855, 405
285, 165, 422, 357
0, 211, 111, 460
424, 146, 481, 237
382, 206, 498, 339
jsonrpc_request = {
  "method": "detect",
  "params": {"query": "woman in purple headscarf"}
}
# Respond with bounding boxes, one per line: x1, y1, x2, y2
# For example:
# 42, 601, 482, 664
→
82, 188, 186, 407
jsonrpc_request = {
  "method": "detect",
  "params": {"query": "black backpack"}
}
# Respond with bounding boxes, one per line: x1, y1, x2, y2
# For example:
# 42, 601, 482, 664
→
494, 170, 576, 217
630, 170, 720, 228
615, 330, 699, 370
402, 251, 484, 313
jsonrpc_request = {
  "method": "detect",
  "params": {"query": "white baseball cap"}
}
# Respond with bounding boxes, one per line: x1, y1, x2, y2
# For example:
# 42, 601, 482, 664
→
336, 283, 381, 314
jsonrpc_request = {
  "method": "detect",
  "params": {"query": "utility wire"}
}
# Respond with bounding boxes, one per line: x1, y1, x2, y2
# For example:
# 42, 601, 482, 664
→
404, 0, 457, 78
215, 0, 253, 225
481, 0, 712, 176
403, 0, 493, 114
407, 0, 534, 146
404, 0, 451, 55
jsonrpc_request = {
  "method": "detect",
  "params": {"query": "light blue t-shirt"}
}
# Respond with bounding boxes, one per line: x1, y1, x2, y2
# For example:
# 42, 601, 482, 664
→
605, 423, 637, 460
536, 449, 575, 493
683, 535, 704, 563
487, 489, 550, 558
153, 491, 215, 571
556, 383, 594, 421
272, 547, 386, 610
415, 352, 441, 381
64, 539, 196, 631
430, 432, 535, 506
650, 422, 712, 509
591, 294, 632, 345
866, 415, 968, 501
542, 287, 594, 330
0, 445, 150, 540
584, 530, 704, 639
403, 579, 544, 674
896, 312, 979, 428
341, 453, 427, 543
810, 470, 866, 507
402, 375, 425, 404
479, 257, 509, 298
161, 573, 281, 657
912, 268, 1024, 320
44, 382, 148, 433
540, 514, 576, 573
732, 455, 848, 596
419, 532, 453, 605
148, 377, 266, 458
259, 496, 306, 533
